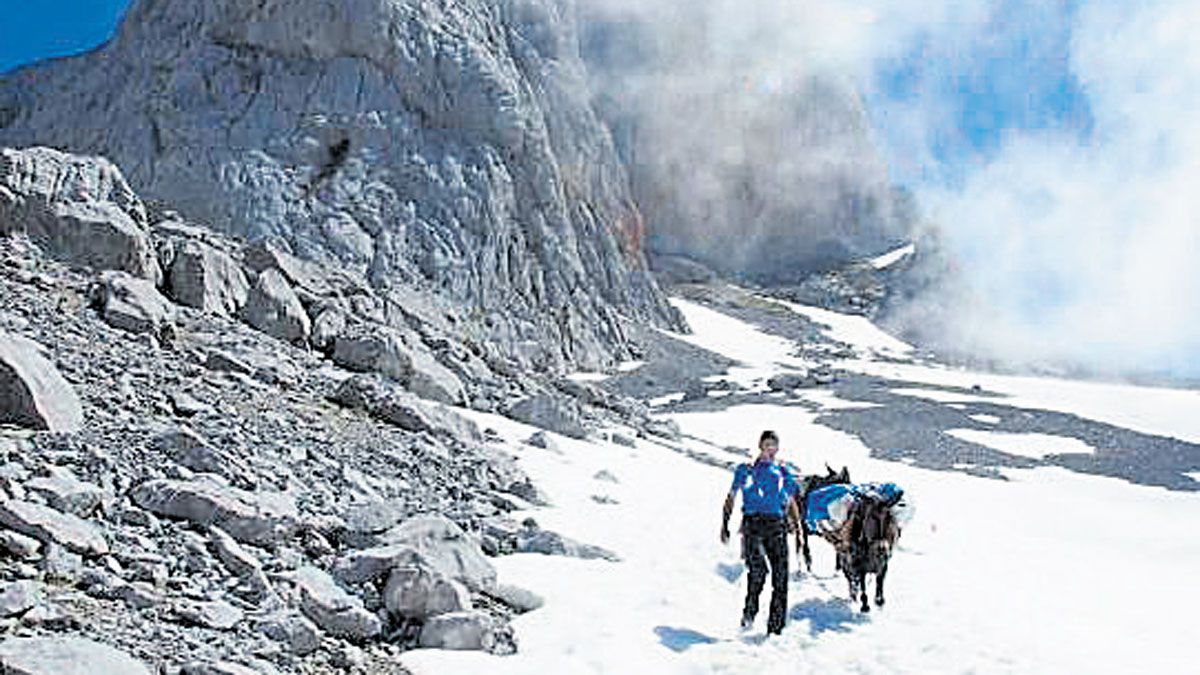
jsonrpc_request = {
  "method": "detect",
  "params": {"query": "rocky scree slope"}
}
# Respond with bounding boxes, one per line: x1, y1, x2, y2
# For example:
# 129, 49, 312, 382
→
0, 146, 683, 673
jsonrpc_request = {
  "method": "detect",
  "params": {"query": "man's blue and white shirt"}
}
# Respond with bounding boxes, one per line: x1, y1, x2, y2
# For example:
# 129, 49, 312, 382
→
730, 461, 799, 517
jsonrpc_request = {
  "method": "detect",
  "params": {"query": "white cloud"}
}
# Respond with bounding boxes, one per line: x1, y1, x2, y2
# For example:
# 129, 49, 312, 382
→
918, 0, 1200, 377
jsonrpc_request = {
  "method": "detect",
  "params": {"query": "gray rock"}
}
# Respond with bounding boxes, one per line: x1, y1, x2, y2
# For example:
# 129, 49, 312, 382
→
333, 325, 465, 404
0, 499, 107, 556
293, 565, 381, 641
310, 305, 347, 352
167, 240, 249, 316
170, 391, 213, 418
0, 528, 41, 559
209, 525, 263, 578
767, 372, 812, 392
507, 394, 588, 439
131, 478, 298, 547
516, 525, 620, 562
383, 563, 471, 620
241, 269, 311, 345
93, 270, 175, 334
526, 431, 558, 452
344, 499, 404, 536
0, 147, 160, 281
488, 583, 544, 613
41, 543, 83, 583
257, 610, 321, 656
0, 636, 152, 675
0, 332, 83, 432
115, 581, 162, 610
609, 432, 636, 448
154, 427, 252, 487
180, 662, 269, 675
0, 580, 43, 618
243, 239, 333, 296
418, 610, 500, 651
176, 600, 244, 630
330, 375, 479, 440
24, 467, 104, 517
375, 515, 496, 592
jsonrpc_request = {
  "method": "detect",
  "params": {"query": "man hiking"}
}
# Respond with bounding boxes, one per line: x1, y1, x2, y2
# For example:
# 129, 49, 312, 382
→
720, 430, 801, 635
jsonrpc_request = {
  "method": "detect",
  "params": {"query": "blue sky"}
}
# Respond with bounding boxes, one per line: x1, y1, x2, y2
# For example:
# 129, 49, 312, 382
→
0, 0, 1093, 192
0, 0, 130, 74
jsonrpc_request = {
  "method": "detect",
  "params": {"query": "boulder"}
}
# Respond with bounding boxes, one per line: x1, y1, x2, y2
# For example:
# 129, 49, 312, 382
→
0, 528, 41, 559
0, 636, 152, 675
0, 332, 83, 432
417, 611, 500, 651
167, 240, 249, 316
374, 515, 496, 592
175, 600, 244, 631
241, 269, 311, 344
0, 147, 159, 281
383, 563, 471, 620
506, 393, 587, 439
516, 524, 620, 562
131, 478, 298, 547
0, 580, 43, 617
154, 427, 253, 488
309, 305, 347, 352
488, 583, 543, 613
0, 499, 107, 556
293, 566, 381, 641
24, 467, 104, 517
242, 239, 332, 295
330, 375, 479, 441
333, 326, 465, 404
767, 372, 812, 392
257, 610, 322, 656
93, 271, 175, 334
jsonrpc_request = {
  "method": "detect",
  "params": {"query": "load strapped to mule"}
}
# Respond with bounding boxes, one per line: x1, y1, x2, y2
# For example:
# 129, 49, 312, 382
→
804, 482, 914, 550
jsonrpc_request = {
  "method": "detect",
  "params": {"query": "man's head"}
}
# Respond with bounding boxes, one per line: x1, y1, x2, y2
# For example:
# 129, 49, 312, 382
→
758, 430, 779, 460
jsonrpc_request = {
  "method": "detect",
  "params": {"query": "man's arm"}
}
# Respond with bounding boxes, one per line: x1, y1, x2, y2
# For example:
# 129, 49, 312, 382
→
720, 493, 735, 544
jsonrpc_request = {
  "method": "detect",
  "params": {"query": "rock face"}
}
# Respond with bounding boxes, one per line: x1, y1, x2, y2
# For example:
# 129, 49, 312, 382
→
0, 636, 152, 675
0, 332, 83, 432
0, 0, 684, 370
0, 147, 160, 281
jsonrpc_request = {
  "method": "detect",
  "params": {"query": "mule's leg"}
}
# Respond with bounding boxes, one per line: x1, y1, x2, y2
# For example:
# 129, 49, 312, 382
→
859, 573, 870, 613
875, 560, 887, 607
801, 527, 812, 573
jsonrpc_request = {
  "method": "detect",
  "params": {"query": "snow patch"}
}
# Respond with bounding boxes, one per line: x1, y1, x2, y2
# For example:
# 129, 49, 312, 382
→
968, 414, 1002, 425
869, 242, 916, 269
770, 297, 913, 357
947, 429, 1096, 459
891, 388, 998, 404
649, 392, 686, 407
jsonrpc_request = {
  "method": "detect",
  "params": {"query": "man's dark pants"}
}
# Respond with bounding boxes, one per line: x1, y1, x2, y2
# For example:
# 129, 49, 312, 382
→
741, 513, 789, 634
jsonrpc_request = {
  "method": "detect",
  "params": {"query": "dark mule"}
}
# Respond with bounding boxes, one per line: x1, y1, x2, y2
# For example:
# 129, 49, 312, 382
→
796, 464, 851, 573
836, 494, 901, 612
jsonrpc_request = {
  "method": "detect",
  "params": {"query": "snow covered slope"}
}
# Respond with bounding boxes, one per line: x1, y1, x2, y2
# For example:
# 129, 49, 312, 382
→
402, 293, 1200, 674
